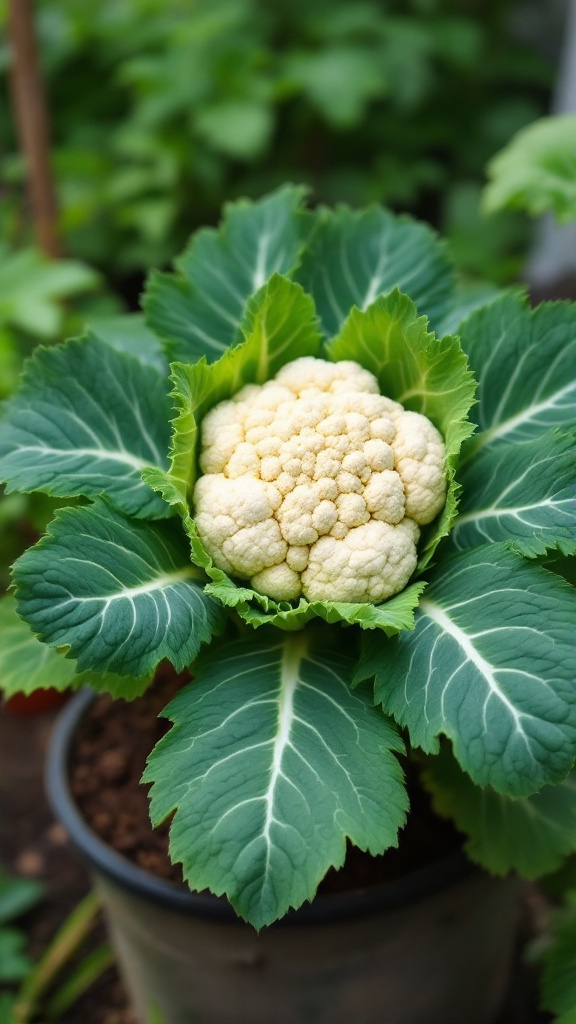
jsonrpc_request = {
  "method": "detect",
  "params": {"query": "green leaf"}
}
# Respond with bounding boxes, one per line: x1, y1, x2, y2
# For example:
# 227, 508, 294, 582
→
0, 334, 172, 519
296, 204, 455, 338
88, 313, 169, 375
205, 573, 426, 634
434, 282, 503, 337
355, 546, 576, 798
0, 927, 33, 983
452, 430, 576, 557
0, 867, 42, 926
541, 891, 576, 1019
12, 500, 226, 678
422, 745, 576, 879
0, 246, 99, 338
166, 275, 322, 502
195, 100, 273, 159
284, 47, 386, 127
143, 186, 309, 362
484, 114, 576, 224
326, 290, 477, 564
144, 630, 407, 928
458, 293, 576, 447
0, 590, 151, 700
0, 593, 79, 697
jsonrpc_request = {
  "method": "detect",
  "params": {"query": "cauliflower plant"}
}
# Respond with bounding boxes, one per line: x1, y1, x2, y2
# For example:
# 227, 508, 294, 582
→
194, 356, 446, 603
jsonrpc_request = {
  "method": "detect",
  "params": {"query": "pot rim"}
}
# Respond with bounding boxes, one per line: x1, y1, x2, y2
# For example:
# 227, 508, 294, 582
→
46, 687, 471, 929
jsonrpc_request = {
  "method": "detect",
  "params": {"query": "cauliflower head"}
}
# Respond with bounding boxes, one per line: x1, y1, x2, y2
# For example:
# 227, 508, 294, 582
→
193, 357, 447, 604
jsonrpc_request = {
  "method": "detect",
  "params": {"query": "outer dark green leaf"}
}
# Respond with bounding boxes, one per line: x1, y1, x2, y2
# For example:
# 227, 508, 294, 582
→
297, 204, 455, 337
422, 745, 576, 879
144, 631, 407, 928
0, 334, 172, 519
144, 186, 309, 362
452, 430, 576, 557
88, 313, 169, 375
355, 546, 576, 797
458, 292, 576, 446
12, 500, 225, 677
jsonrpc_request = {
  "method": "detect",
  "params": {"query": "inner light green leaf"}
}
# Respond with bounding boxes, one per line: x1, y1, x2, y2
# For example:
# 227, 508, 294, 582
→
167, 275, 322, 500
327, 290, 477, 565
144, 630, 407, 928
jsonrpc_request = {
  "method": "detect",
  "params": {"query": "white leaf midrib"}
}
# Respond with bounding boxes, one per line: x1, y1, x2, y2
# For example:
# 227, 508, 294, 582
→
262, 636, 307, 856
420, 598, 537, 752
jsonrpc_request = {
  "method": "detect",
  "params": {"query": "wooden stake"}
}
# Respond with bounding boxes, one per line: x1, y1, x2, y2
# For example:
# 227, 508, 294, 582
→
7, 0, 61, 257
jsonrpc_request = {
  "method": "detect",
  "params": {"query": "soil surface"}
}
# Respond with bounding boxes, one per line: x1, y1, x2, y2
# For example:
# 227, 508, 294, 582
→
0, 675, 554, 1023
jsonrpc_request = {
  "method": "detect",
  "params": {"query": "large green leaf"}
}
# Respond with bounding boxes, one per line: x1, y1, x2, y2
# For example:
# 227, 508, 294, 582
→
144, 630, 407, 928
12, 500, 226, 677
458, 293, 576, 447
0, 594, 150, 700
296, 204, 455, 338
422, 745, 576, 879
0, 334, 172, 519
483, 113, 576, 224
452, 430, 576, 557
326, 290, 476, 564
143, 186, 309, 362
355, 545, 576, 798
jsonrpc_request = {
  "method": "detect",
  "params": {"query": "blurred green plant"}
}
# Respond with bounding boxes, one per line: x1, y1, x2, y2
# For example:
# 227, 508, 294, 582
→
0, 877, 114, 1024
484, 113, 576, 224
539, 888, 576, 1024
0, 0, 552, 282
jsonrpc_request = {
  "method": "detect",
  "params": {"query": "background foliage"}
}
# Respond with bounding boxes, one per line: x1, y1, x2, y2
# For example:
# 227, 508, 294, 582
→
0, 0, 554, 287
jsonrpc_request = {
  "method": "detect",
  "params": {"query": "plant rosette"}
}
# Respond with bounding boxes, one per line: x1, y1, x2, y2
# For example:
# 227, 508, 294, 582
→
0, 186, 575, 931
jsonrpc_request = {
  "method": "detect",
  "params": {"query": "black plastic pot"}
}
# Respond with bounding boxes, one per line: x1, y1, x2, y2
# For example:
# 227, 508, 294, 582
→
47, 689, 520, 1024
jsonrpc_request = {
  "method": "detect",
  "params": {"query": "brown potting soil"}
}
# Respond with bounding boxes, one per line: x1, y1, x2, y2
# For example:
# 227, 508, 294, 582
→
69, 667, 461, 896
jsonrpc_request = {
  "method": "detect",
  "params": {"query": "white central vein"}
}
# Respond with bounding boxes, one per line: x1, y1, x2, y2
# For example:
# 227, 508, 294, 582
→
253, 231, 272, 291
62, 566, 199, 603
420, 599, 527, 736
262, 637, 305, 849
17, 444, 150, 473
478, 381, 574, 445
